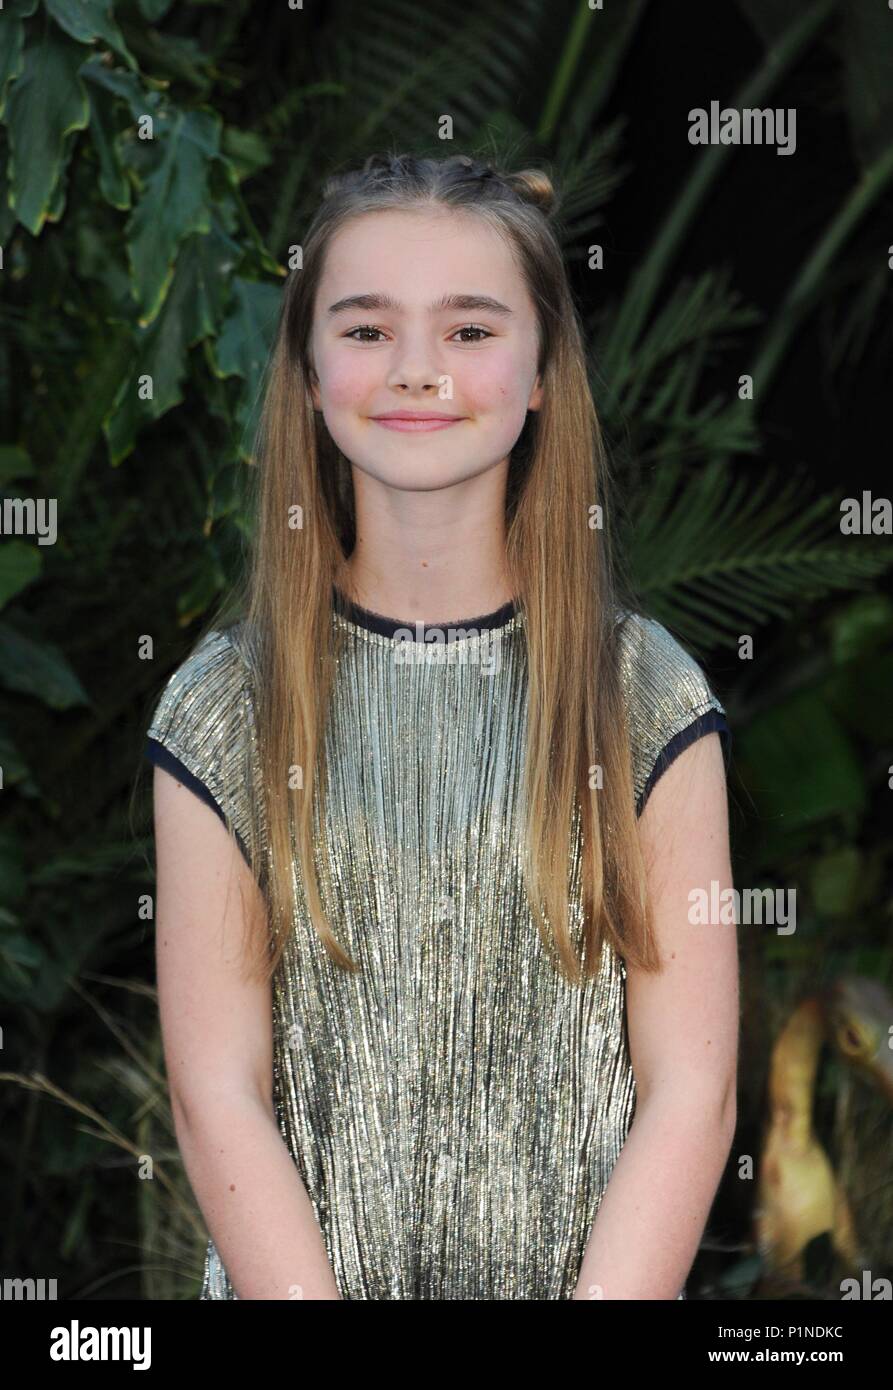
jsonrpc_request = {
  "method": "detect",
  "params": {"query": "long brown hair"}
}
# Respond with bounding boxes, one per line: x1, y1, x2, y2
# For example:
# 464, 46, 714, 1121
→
164, 151, 660, 987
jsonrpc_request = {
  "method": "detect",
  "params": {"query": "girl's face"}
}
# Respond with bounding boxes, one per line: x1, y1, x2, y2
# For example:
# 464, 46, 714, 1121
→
309, 208, 543, 492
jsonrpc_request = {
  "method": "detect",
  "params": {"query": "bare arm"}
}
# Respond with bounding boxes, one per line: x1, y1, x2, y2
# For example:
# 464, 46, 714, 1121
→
154, 764, 342, 1300
573, 733, 739, 1299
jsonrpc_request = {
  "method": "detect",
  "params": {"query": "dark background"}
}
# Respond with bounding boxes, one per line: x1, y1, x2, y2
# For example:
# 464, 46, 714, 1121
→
0, 0, 890, 1300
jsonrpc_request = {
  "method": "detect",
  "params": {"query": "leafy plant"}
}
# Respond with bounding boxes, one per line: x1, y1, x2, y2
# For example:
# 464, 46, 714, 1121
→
1, 0, 890, 1297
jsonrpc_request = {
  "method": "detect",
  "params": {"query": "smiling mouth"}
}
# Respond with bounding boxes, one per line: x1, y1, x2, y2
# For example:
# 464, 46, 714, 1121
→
370, 417, 466, 432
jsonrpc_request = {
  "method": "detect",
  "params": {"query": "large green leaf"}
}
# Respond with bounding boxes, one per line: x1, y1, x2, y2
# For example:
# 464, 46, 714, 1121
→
136, 0, 176, 20
104, 220, 245, 463
125, 107, 222, 324
735, 688, 866, 829
0, 0, 37, 120
83, 77, 132, 211
0, 623, 90, 708
824, 651, 893, 746
0, 0, 40, 16
80, 56, 163, 122
220, 125, 274, 184
0, 540, 42, 608
828, 594, 893, 665
4, 28, 90, 234
39, 322, 132, 508
44, 0, 137, 72
213, 276, 283, 455
0, 447, 33, 485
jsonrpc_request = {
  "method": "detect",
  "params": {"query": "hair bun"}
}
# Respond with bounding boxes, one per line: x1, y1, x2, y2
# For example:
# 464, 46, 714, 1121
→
504, 168, 556, 216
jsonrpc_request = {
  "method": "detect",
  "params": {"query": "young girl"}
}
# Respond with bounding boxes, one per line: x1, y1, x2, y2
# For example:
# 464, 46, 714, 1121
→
145, 152, 738, 1301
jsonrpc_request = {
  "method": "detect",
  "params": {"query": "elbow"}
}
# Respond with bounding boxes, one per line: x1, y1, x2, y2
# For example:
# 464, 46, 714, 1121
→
720, 1065, 737, 1124
722, 1099, 737, 1151
636, 1071, 737, 1141
171, 1086, 199, 1136
694, 1067, 738, 1140
170, 1082, 275, 1139
717, 1075, 737, 1150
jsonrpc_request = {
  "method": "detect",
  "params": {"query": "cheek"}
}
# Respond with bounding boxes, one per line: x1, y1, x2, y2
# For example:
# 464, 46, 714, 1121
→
315, 344, 379, 408
460, 353, 530, 423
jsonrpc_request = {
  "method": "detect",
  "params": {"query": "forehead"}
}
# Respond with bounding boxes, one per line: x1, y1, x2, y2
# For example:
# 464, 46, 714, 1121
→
319, 208, 526, 299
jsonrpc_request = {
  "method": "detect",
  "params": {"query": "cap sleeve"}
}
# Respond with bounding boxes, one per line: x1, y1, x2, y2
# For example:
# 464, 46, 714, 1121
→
144, 627, 261, 866
616, 613, 732, 817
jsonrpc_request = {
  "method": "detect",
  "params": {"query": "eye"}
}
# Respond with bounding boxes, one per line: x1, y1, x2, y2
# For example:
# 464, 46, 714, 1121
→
450, 324, 492, 343
344, 324, 387, 343
342, 323, 494, 344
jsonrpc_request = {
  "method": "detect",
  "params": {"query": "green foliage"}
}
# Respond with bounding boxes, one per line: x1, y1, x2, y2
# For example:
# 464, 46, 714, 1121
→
1, 0, 891, 1300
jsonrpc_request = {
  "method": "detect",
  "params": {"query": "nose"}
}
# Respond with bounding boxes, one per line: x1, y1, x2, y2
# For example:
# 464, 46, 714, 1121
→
385, 328, 443, 393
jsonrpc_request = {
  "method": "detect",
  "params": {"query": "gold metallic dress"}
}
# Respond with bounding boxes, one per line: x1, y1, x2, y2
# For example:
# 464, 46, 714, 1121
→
144, 591, 730, 1300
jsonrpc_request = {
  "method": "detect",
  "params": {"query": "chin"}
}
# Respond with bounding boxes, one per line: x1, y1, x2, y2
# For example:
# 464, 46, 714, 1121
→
357, 464, 476, 492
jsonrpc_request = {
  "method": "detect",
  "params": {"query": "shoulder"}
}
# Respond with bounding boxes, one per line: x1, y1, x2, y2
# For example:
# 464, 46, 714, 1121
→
145, 622, 260, 807
614, 609, 720, 709
612, 609, 730, 816
144, 621, 262, 853
147, 622, 254, 742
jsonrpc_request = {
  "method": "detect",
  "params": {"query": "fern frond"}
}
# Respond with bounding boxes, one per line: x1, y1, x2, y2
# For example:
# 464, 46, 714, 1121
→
317, 0, 549, 149
627, 461, 893, 647
596, 269, 763, 416
553, 118, 628, 248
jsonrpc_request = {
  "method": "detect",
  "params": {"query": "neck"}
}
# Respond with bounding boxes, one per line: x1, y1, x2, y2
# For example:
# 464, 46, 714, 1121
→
338, 459, 515, 622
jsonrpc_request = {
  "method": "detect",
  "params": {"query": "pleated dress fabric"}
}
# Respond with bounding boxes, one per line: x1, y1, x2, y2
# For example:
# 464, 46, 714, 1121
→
144, 593, 730, 1301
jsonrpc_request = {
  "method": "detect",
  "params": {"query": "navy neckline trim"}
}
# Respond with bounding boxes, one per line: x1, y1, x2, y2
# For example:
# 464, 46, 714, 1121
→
332, 584, 519, 640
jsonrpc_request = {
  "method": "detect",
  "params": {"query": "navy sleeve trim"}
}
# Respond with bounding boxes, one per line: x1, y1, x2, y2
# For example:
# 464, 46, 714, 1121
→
636, 711, 732, 818
144, 736, 252, 869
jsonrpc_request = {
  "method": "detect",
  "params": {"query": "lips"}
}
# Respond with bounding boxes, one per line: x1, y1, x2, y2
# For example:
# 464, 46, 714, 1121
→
371, 414, 466, 432
373, 411, 462, 420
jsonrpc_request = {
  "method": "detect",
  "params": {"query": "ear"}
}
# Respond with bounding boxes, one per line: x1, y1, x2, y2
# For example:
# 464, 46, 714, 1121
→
309, 367, 321, 412
527, 372, 543, 412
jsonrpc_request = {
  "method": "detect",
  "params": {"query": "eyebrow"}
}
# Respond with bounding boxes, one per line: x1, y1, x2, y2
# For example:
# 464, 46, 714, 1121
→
326, 292, 514, 318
